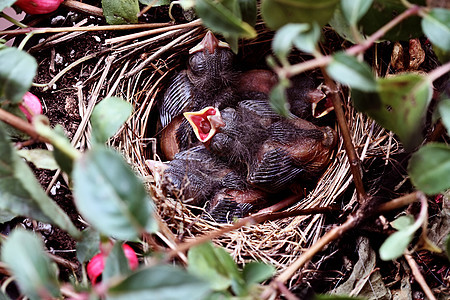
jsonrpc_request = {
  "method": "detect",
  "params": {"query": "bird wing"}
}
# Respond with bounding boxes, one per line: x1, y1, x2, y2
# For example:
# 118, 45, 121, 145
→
248, 147, 304, 191
160, 70, 193, 128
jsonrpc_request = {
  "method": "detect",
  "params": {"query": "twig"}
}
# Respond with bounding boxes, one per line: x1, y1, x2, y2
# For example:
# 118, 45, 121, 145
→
276, 281, 300, 300
261, 191, 424, 299
404, 253, 437, 300
62, 0, 103, 17
47, 252, 79, 270
165, 206, 337, 260
0, 108, 50, 143
104, 19, 202, 45
276, 5, 422, 79
0, 23, 171, 36
321, 68, 367, 203
125, 27, 200, 77
427, 60, 450, 83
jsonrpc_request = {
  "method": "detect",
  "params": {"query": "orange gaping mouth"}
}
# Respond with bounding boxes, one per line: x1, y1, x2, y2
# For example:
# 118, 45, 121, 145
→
184, 107, 225, 143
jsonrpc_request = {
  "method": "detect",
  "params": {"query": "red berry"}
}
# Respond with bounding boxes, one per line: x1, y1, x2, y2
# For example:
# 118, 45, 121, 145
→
87, 244, 139, 285
14, 0, 64, 15
19, 92, 43, 122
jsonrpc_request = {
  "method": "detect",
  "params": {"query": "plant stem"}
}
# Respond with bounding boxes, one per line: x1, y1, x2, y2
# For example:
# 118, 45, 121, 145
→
278, 5, 422, 79
0, 12, 27, 28
427, 60, 450, 83
404, 253, 437, 300
0, 22, 171, 36
261, 191, 423, 299
321, 67, 367, 203
62, 0, 103, 17
0, 108, 50, 143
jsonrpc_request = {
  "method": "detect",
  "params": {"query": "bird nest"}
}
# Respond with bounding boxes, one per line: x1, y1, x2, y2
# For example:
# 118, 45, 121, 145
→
105, 24, 397, 272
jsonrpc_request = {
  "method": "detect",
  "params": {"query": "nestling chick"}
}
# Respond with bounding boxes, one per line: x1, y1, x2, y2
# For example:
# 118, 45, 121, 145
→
146, 145, 267, 222
185, 100, 337, 192
159, 31, 239, 159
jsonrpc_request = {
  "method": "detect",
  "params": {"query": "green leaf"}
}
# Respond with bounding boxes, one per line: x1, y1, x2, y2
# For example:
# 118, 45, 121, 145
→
261, 0, 340, 30
0, 126, 80, 238
359, 0, 426, 41
391, 215, 414, 231
269, 79, 291, 118
352, 73, 432, 150
327, 52, 377, 92
242, 262, 275, 285
0, 0, 16, 11
34, 117, 79, 174
408, 143, 450, 195
341, 0, 373, 25
422, 8, 450, 52
102, 0, 139, 25
329, 5, 358, 44
238, 0, 257, 27
103, 243, 132, 283
438, 99, 450, 132
91, 97, 132, 144
17, 149, 59, 170
195, 0, 256, 40
187, 242, 242, 292
0, 47, 37, 103
1, 229, 60, 299
107, 265, 211, 300
380, 229, 414, 260
272, 23, 320, 60
76, 227, 100, 263
73, 147, 157, 241
273, 24, 310, 62
139, 0, 170, 6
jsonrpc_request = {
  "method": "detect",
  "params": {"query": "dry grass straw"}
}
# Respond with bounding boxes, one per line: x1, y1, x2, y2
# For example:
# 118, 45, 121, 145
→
81, 24, 401, 273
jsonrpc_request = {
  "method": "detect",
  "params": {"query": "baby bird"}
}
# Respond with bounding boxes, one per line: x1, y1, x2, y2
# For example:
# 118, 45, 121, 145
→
237, 69, 332, 119
146, 145, 267, 223
184, 100, 337, 192
159, 31, 238, 159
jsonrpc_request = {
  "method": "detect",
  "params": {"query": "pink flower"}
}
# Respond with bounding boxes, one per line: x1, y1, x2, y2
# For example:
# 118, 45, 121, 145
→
14, 0, 64, 15
87, 244, 139, 285
19, 92, 43, 122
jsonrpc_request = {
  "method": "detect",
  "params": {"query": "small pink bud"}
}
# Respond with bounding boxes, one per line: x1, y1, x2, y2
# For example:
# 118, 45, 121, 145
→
87, 244, 138, 285
19, 92, 43, 122
14, 0, 64, 15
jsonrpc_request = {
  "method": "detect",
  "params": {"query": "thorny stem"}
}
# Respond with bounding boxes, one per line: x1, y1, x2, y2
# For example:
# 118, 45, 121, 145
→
276, 5, 421, 79
321, 68, 367, 203
261, 191, 425, 299
0, 108, 50, 144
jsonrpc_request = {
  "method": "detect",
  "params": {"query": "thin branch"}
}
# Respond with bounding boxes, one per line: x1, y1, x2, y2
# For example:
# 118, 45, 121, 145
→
427, 60, 450, 83
0, 108, 50, 143
165, 206, 337, 260
404, 253, 437, 300
321, 67, 367, 203
0, 22, 171, 36
277, 5, 422, 79
261, 191, 424, 299
104, 19, 202, 44
62, 0, 104, 17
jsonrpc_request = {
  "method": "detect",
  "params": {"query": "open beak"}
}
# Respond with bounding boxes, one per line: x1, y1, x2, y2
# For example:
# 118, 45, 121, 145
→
189, 31, 230, 54
308, 88, 334, 118
184, 107, 225, 143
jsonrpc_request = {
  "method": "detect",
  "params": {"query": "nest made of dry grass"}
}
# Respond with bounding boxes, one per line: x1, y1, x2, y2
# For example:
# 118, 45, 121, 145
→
84, 23, 401, 274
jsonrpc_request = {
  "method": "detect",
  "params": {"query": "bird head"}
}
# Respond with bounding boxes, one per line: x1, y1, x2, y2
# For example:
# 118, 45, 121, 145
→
184, 107, 225, 143
187, 31, 236, 90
